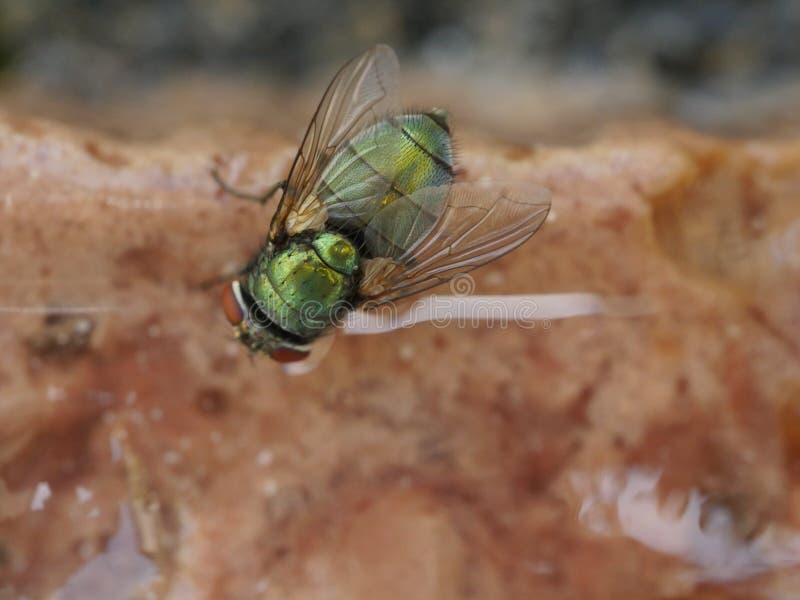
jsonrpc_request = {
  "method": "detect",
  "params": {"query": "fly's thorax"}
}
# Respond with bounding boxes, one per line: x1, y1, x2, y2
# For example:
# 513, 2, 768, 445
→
315, 111, 454, 259
311, 231, 359, 275
245, 232, 359, 340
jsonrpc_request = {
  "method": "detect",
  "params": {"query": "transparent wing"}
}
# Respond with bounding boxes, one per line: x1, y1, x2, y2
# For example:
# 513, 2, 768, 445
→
359, 181, 551, 305
269, 45, 401, 242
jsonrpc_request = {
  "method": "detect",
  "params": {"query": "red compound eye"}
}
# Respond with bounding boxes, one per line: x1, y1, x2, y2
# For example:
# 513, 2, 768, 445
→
270, 347, 310, 363
222, 282, 245, 326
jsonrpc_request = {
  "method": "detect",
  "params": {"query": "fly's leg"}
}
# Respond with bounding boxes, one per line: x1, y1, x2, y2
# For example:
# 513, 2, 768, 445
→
211, 168, 286, 205
202, 166, 278, 289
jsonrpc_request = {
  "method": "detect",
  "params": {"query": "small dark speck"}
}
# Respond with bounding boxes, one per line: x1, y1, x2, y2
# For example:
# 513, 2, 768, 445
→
84, 140, 129, 167
195, 388, 229, 415
27, 314, 95, 361
675, 375, 689, 396
432, 333, 448, 350
0, 540, 10, 566
504, 144, 534, 161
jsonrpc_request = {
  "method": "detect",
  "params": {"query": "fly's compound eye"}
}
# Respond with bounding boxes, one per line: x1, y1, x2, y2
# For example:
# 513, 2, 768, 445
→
222, 281, 246, 326
270, 347, 311, 363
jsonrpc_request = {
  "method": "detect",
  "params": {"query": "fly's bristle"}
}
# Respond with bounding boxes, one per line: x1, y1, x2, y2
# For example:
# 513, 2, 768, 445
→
427, 107, 450, 133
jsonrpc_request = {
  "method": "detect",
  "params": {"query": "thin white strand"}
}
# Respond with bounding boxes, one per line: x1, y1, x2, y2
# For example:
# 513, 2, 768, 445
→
0, 305, 120, 314
341, 293, 651, 336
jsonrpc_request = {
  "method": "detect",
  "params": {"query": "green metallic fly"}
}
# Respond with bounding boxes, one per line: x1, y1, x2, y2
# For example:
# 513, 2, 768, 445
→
217, 45, 551, 363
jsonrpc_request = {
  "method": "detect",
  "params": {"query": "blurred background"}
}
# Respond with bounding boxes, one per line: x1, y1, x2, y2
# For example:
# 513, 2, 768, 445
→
2, 3, 800, 600
1, 0, 799, 140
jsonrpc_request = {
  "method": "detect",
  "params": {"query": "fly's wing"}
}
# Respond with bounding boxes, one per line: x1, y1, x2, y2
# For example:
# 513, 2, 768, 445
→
358, 181, 551, 306
269, 45, 401, 242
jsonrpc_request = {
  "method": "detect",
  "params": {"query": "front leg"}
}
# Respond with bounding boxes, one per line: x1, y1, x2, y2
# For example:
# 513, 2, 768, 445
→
211, 168, 286, 205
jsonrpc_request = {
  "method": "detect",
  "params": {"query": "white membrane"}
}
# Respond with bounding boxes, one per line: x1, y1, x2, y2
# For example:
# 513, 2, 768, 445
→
341, 293, 650, 335
280, 333, 336, 376
281, 292, 651, 375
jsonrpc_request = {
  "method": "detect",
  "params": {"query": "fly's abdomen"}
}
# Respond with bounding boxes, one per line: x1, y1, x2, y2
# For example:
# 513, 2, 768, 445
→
317, 112, 454, 258
248, 233, 358, 339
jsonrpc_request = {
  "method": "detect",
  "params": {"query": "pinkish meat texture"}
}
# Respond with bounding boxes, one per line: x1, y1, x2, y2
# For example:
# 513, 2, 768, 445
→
0, 111, 799, 600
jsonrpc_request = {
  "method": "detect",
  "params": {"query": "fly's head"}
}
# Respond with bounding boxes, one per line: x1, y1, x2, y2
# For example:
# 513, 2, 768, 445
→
221, 280, 311, 363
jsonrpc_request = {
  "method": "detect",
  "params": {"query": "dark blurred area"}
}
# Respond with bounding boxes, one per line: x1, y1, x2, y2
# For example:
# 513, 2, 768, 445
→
0, 0, 798, 138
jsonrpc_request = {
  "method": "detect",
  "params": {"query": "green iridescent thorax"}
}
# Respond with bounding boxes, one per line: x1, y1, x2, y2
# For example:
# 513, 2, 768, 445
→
317, 111, 454, 258
246, 231, 359, 340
